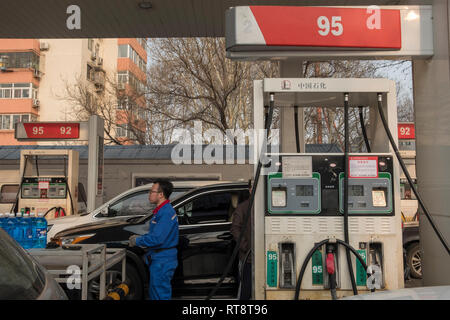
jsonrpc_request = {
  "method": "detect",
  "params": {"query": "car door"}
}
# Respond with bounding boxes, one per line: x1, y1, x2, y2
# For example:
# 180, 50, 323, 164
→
172, 187, 249, 298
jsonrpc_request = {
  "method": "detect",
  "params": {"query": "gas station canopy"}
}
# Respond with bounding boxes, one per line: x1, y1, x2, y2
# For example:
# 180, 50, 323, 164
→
0, 0, 433, 38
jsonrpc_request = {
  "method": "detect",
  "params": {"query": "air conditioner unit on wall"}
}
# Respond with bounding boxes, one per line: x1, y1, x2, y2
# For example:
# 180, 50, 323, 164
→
32, 99, 40, 108
33, 69, 41, 78
40, 42, 50, 51
91, 51, 97, 61
97, 57, 103, 66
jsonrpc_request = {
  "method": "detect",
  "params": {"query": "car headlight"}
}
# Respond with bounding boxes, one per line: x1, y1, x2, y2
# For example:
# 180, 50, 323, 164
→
58, 234, 96, 245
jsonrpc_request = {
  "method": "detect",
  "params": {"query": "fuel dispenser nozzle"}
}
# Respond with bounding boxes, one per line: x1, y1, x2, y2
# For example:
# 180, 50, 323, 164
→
326, 246, 338, 300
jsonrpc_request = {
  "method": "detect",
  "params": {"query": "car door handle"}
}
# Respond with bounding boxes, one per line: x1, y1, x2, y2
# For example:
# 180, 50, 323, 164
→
217, 232, 233, 240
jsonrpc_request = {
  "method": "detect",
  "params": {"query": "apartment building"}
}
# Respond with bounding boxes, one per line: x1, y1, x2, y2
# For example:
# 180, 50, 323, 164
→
0, 38, 148, 145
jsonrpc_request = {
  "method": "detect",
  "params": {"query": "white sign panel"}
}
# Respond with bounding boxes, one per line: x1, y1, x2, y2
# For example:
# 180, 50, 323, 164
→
283, 156, 312, 178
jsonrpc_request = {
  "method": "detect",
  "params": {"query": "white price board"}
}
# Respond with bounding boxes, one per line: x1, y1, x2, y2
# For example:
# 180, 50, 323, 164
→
38, 181, 49, 189
282, 156, 312, 178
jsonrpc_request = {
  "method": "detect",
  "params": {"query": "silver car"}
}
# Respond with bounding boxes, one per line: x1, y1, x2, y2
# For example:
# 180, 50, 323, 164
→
46, 180, 227, 241
0, 228, 67, 300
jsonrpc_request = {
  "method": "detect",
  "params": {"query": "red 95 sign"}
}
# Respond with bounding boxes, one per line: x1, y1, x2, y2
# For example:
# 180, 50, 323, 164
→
22, 123, 80, 139
249, 6, 401, 49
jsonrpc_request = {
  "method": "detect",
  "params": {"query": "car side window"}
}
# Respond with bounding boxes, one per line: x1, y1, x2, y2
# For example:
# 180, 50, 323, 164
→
109, 191, 152, 217
0, 184, 19, 203
177, 191, 236, 225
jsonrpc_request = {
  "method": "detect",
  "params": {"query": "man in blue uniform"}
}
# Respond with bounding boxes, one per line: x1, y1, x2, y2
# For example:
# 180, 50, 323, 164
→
128, 179, 179, 300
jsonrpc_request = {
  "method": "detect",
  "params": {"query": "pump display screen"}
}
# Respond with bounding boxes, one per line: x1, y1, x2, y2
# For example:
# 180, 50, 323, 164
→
349, 185, 364, 197
296, 185, 314, 197
372, 189, 387, 207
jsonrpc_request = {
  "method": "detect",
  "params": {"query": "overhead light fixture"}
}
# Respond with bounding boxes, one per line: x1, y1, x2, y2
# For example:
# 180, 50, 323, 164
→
138, 1, 153, 9
405, 11, 419, 21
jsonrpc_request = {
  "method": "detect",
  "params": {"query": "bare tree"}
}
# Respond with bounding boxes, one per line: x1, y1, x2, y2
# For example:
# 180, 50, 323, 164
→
145, 38, 279, 144
302, 60, 412, 151
59, 71, 147, 145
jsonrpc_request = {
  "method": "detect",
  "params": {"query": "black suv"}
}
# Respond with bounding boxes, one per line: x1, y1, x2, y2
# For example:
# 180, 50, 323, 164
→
52, 182, 249, 300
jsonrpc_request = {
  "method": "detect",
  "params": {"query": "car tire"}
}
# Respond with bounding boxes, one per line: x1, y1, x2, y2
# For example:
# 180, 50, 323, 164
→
114, 263, 144, 300
406, 242, 422, 279
88, 262, 143, 300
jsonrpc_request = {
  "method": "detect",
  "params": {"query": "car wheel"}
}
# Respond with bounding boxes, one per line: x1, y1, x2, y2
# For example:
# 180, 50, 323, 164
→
407, 243, 422, 279
88, 263, 144, 300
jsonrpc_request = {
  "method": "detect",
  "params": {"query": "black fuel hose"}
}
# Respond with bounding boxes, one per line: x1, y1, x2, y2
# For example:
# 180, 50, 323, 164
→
344, 93, 358, 295
376, 93, 450, 255
294, 105, 301, 153
205, 93, 276, 300
294, 238, 368, 300
64, 156, 75, 215
359, 106, 371, 153
11, 155, 28, 213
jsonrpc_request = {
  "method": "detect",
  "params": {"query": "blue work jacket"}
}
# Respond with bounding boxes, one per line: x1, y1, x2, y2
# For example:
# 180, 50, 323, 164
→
136, 201, 179, 261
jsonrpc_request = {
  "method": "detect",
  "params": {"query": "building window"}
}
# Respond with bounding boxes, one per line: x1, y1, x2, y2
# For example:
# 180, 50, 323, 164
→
0, 52, 39, 70
0, 83, 32, 99
12, 115, 20, 126
118, 71, 128, 84
118, 45, 128, 58
88, 39, 93, 51
0, 115, 11, 130
116, 124, 128, 137
118, 71, 145, 94
0, 114, 35, 130
87, 64, 92, 80
118, 44, 147, 73
137, 38, 148, 52
116, 124, 136, 139
117, 97, 129, 110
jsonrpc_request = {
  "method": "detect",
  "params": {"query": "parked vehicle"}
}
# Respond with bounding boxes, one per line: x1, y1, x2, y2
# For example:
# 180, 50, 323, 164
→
51, 181, 249, 299
47, 181, 225, 241
0, 228, 68, 300
402, 221, 421, 279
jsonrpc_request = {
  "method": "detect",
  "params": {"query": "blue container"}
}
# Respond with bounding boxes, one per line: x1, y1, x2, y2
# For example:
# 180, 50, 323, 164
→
5, 213, 16, 238
35, 213, 47, 249
23, 213, 34, 249
14, 212, 28, 248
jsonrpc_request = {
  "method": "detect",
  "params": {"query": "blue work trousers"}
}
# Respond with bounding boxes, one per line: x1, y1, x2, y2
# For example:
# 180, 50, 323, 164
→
148, 257, 178, 300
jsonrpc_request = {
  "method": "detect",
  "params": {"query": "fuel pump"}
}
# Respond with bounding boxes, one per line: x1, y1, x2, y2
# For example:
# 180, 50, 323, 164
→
18, 150, 79, 220
253, 78, 404, 300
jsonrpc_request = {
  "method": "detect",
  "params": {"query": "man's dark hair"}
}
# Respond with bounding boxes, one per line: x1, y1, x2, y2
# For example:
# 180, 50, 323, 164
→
154, 179, 173, 199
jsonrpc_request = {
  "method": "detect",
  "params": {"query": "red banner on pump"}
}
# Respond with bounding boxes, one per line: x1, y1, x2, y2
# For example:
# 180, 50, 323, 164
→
250, 6, 401, 49
22, 122, 80, 139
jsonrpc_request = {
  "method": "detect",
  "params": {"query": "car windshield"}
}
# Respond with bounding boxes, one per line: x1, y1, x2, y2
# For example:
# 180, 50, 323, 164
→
0, 229, 46, 299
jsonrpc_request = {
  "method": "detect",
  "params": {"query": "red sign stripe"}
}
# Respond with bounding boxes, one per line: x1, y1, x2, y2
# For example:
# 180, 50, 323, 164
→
250, 6, 401, 49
